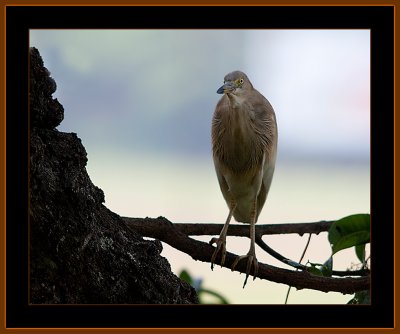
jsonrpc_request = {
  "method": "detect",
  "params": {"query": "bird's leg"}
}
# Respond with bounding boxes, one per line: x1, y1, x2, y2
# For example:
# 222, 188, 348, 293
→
231, 200, 258, 288
210, 201, 236, 270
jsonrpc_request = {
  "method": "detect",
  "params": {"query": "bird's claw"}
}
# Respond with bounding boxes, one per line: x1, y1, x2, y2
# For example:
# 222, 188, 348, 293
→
210, 237, 226, 270
231, 253, 258, 288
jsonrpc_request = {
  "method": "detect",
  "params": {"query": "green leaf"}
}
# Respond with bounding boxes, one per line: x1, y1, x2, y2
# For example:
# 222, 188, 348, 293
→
331, 231, 370, 255
328, 214, 370, 255
355, 244, 366, 263
321, 257, 333, 277
179, 269, 193, 285
199, 288, 230, 304
306, 262, 324, 276
307, 259, 332, 277
308, 266, 323, 276
179, 270, 228, 304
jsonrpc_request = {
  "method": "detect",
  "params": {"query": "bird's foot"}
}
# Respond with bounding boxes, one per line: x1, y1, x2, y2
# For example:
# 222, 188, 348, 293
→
231, 252, 258, 288
209, 237, 227, 270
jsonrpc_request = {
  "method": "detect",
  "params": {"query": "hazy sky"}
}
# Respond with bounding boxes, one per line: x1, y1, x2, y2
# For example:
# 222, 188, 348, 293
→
30, 29, 370, 163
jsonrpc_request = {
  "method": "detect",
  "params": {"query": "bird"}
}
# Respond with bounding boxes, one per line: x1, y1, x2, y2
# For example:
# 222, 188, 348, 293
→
210, 70, 278, 288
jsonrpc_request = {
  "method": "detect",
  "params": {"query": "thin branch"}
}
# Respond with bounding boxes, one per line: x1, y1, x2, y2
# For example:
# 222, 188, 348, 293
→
170, 221, 335, 237
285, 233, 312, 304
255, 235, 304, 269
123, 216, 369, 294
255, 235, 369, 277
298, 234, 313, 264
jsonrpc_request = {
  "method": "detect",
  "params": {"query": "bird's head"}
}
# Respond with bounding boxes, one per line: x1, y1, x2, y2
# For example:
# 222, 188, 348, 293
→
217, 71, 253, 97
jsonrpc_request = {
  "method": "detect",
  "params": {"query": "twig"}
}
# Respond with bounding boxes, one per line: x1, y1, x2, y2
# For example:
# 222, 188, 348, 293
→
285, 233, 312, 304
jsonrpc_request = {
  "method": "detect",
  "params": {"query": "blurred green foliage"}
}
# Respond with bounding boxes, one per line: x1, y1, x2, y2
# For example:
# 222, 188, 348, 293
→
179, 269, 229, 304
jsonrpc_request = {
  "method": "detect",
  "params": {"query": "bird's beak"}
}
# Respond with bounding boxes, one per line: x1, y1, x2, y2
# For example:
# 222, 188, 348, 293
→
217, 82, 235, 94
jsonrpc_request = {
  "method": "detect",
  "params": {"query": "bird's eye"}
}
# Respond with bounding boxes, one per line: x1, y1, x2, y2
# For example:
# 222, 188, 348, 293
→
239, 78, 244, 84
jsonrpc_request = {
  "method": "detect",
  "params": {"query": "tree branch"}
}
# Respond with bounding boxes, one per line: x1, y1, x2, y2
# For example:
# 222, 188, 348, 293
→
123, 216, 370, 294
165, 220, 335, 237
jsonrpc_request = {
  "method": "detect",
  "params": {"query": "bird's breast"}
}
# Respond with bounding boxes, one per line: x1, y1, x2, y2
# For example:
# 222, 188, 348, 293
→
217, 111, 262, 174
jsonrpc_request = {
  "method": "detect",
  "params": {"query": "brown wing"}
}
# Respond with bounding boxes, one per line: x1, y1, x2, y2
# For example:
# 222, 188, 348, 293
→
212, 95, 233, 209
253, 93, 278, 221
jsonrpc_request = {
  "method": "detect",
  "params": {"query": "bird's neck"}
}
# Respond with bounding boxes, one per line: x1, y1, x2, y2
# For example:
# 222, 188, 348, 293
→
226, 95, 254, 134
222, 97, 257, 158
227, 93, 247, 109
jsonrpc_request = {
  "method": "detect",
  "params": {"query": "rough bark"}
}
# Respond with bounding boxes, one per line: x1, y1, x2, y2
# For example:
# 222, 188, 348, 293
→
29, 47, 198, 304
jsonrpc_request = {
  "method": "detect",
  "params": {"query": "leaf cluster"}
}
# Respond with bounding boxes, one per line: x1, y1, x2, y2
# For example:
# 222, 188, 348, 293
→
305, 214, 370, 304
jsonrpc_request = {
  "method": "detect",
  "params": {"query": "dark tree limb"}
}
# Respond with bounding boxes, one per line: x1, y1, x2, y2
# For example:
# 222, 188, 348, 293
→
165, 220, 335, 237
126, 217, 369, 276
123, 216, 370, 294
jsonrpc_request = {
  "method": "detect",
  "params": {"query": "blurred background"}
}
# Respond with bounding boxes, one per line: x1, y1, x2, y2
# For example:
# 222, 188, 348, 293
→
30, 29, 370, 304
